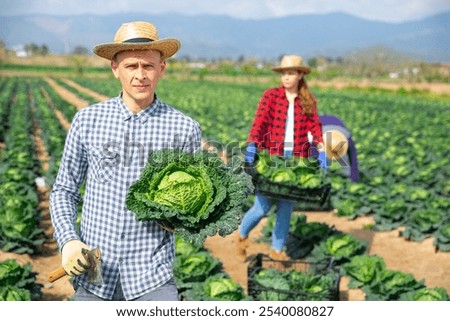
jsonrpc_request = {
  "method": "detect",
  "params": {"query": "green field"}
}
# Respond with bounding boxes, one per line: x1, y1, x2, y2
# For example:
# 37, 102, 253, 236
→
0, 74, 449, 301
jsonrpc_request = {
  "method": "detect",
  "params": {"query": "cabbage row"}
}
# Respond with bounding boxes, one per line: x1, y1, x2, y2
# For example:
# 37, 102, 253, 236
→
28, 78, 68, 187
0, 79, 45, 254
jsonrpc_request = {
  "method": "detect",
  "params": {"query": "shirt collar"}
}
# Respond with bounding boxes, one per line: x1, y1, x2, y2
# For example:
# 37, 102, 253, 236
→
116, 93, 160, 123
278, 85, 298, 101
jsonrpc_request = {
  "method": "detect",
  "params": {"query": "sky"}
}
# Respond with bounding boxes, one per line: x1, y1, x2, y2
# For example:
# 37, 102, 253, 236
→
2, 0, 450, 23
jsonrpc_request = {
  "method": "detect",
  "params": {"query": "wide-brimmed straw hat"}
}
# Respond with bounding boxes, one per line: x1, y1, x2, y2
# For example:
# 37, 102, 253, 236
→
323, 130, 349, 159
272, 55, 311, 74
93, 21, 180, 60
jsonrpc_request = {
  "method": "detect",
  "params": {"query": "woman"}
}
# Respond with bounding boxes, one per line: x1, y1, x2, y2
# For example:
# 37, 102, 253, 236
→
238, 55, 326, 258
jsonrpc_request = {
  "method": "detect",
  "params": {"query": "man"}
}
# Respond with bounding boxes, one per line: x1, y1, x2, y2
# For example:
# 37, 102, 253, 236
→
50, 21, 201, 300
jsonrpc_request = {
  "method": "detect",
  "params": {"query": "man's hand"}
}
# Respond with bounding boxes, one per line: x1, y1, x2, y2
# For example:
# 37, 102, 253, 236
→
61, 240, 91, 276
245, 142, 257, 165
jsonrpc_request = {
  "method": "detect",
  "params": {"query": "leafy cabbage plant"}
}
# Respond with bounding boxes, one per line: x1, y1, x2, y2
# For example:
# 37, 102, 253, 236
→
433, 222, 450, 252
0, 286, 31, 301
401, 209, 442, 242
252, 268, 337, 301
364, 269, 425, 300
183, 273, 247, 301
203, 274, 246, 301
126, 149, 254, 246
173, 251, 222, 285
308, 233, 367, 270
175, 235, 204, 257
399, 287, 449, 301
0, 259, 42, 300
342, 254, 386, 289
253, 268, 291, 301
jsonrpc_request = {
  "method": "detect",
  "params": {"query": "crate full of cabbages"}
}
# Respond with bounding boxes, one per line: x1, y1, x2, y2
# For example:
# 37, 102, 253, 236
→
247, 254, 340, 301
244, 150, 331, 204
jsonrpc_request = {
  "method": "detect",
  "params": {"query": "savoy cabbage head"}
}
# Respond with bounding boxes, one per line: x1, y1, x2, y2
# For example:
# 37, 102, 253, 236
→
126, 149, 254, 246
182, 273, 247, 301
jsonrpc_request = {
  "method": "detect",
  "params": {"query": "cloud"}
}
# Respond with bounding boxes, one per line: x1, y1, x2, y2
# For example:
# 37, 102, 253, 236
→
2, 0, 450, 23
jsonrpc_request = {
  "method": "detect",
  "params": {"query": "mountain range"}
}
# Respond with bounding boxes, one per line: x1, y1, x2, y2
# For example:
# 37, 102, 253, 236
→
1, 11, 449, 62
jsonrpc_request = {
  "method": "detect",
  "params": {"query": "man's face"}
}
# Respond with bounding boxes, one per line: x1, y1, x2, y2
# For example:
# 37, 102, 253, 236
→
111, 50, 166, 112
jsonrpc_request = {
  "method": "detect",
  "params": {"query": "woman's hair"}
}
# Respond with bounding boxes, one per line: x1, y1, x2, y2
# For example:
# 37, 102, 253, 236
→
298, 78, 316, 115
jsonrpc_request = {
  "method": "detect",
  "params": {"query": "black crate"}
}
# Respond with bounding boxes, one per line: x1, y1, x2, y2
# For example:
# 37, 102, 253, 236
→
247, 254, 340, 301
244, 166, 331, 204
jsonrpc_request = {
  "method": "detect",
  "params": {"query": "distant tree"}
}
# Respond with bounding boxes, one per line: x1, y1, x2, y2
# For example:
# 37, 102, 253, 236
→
307, 58, 317, 68
70, 56, 88, 76
24, 43, 38, 55
0, 40, 5, 60
72, 46, 89, 55
24, 43, 49, 56
40, 44, 49, 55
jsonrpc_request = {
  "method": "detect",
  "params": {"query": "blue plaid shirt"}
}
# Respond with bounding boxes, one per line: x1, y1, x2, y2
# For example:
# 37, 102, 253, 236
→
50, 94, 201, 300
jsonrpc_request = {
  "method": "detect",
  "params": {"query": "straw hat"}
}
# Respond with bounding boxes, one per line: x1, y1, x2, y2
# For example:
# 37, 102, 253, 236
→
323, 130, 349, 159
272, 55, 311, 74
93, 21, 180, 60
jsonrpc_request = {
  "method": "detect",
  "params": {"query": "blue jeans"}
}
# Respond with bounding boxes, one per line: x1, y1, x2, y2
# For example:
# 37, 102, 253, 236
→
239, 193, 294, 252
74, 277, 179, 301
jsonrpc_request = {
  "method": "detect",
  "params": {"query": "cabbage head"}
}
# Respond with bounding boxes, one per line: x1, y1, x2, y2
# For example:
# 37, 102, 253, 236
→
126, 149, 254, 246
399, 287, 449, 301
203, 274, 245, 301
271, 168, 296, 183
173, 251, 222, 284
183, 273, 246, 301
343, 255, 386, 288
0, 286, 31, 301
146, 164, 215, 224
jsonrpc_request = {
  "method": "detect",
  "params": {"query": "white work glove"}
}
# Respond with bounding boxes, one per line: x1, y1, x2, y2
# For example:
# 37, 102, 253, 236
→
61, 240, 91, 276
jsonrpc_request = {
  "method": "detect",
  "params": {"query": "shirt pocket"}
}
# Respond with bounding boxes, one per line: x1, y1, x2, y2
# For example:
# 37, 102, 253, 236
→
88, 145, 121, 183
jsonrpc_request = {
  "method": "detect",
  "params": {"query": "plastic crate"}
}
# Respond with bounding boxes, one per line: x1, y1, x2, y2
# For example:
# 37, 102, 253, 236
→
247, 254, 340, 301
244, 166, 331, 204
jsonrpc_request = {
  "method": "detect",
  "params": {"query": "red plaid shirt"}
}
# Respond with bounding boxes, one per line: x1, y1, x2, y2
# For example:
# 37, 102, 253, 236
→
248, 85, 323, 157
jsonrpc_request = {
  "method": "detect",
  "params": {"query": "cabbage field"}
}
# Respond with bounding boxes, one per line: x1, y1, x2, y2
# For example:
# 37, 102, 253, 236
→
0, 75, 449, 301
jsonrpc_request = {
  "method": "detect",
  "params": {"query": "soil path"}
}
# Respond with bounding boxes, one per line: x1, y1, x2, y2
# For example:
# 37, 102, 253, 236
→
39, 85, 71, 132
44, 77, 89, 110
60, 78, 109, 102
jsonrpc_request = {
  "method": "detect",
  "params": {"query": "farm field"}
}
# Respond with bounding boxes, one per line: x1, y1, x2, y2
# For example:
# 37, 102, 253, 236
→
0, 73, 449, 301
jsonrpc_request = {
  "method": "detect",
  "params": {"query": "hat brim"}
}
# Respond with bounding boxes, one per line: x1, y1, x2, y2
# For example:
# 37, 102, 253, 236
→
272, 66, 311, 74
93, 38, 181, 60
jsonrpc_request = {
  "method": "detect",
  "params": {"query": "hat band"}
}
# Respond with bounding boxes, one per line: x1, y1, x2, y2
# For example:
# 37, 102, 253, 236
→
123, 37, 154, 43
